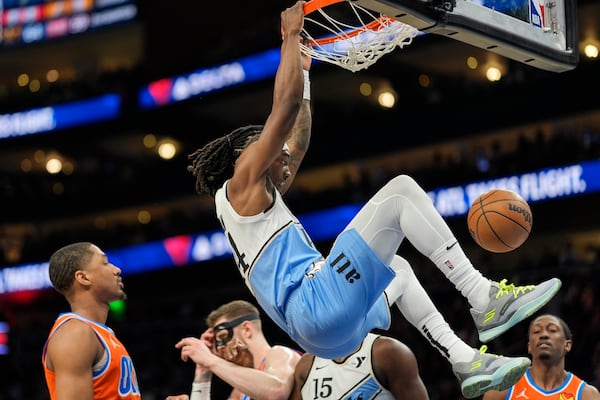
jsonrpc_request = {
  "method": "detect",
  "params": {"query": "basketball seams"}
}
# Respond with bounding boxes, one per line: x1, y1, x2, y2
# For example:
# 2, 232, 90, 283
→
467, 189, 532, 253
484, 211, 531, 232
482, 211, 515, 251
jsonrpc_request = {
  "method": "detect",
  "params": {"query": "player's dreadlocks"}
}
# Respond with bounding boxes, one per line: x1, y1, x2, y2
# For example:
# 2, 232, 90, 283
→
187, 125, 264, 197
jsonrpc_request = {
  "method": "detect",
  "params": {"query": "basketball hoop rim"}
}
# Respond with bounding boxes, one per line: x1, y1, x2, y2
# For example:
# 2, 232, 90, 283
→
303, 0, 397, 45
303, 0, 343, 15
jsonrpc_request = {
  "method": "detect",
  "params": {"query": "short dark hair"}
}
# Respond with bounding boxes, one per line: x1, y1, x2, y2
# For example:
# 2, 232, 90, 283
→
48, 242, 94, 294
187, 125, 263, 197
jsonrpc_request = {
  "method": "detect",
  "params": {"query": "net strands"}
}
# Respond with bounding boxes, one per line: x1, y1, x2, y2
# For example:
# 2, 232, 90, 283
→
301, 1, 420, 72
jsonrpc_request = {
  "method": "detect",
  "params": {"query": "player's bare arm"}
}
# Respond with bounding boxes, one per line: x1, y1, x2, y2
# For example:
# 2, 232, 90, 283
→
227, 1, 305, 215
583, 384, 600, 400
177, 337, 299, 400
47, 319, 102, 400
290, 353, 315, 400
279, 42, 312, 195
257, 345, 301, 400
373, 337, 429, 400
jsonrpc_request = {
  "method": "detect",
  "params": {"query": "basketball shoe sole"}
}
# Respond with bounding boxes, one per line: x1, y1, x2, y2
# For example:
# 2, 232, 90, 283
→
472, 277, 562, 343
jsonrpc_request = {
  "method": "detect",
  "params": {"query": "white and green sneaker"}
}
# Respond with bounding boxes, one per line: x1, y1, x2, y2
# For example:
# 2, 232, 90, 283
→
472, 277, 562, 343
453, 345, 531, 399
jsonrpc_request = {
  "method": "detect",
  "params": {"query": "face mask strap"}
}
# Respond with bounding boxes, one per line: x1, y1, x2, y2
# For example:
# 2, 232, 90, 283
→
213, 313, 260, 347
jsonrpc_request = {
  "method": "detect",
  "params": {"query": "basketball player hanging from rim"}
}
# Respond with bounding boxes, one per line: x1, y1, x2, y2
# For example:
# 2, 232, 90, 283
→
186, 1, 562, 398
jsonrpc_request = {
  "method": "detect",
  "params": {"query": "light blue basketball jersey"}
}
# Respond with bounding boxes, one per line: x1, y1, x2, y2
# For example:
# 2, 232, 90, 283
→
215, 181, 394, 358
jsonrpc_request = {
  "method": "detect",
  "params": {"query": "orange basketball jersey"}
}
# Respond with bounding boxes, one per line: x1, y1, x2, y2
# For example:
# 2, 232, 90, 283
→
42, 312, 141, 400
507, 369, 586, 400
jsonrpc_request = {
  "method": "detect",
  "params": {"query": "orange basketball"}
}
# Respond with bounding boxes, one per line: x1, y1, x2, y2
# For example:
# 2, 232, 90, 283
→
467, 189, 532, 253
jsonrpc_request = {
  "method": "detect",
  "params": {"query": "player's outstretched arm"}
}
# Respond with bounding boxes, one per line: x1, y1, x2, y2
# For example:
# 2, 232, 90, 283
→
279, 41, 312, 196
232, 1, 305, 191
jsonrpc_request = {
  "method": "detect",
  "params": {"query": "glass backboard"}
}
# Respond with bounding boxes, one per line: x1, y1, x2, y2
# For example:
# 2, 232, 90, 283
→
353, 0, 579, 72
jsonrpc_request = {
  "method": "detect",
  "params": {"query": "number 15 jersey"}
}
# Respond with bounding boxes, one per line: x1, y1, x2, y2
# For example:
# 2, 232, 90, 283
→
301, 334, 394, 400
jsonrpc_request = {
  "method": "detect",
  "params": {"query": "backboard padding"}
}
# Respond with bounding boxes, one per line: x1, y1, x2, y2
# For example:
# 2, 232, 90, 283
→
352, 0, 579, 72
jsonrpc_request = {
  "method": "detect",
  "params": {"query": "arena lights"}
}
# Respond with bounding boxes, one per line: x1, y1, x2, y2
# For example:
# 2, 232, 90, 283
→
583, 43, 599, 59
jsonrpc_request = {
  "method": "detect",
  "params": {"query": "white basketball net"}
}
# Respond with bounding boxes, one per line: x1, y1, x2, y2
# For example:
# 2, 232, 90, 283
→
301, 2, 420, 72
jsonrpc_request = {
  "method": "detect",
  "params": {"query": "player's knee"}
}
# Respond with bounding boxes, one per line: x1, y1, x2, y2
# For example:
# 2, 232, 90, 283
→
387, 174, 421, 196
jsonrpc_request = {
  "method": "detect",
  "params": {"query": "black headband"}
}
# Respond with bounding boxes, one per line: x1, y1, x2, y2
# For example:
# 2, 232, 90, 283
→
213, 313, 260, 347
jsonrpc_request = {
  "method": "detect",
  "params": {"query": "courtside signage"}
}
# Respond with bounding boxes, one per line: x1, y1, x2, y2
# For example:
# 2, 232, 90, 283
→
138, 49, 280, 109
1, 160, 599, 295
0, 94, 121, 139
429, 161, 596, 218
